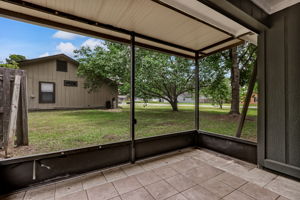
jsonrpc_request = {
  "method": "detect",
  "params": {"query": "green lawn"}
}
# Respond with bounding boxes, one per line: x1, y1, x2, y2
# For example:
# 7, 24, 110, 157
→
14, 104, 257, 157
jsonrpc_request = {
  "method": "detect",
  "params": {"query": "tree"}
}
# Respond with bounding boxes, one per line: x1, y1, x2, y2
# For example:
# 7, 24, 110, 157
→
136, 50, 194, 111
229, 46, 240, 115
6, 54, 26, 64
230, 43, 257, 115
219, 43, 257, 115
75, 42, 130, 94
200, 42, 256, 114
0, 63, 19, 69
0, 54, 26, 69
200, 52, 230, 109
202, 77, 230, 109
74, 41, 195, 111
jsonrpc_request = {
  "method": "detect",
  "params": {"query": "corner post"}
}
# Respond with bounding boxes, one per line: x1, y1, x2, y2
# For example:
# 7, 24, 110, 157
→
195, 52, 200, 131
130, 32, 136, 163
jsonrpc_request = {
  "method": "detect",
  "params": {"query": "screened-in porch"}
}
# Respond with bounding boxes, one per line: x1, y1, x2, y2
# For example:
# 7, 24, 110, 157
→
0, 0, 300, 199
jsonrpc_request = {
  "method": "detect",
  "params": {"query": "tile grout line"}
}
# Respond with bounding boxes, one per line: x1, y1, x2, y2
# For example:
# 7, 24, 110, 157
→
220, 181, 251, 200
6, 149, 298, 200
237, 181, 280, 200
111, 181, 121, 197
261, 175, 278, 188
84, 189, 90, 200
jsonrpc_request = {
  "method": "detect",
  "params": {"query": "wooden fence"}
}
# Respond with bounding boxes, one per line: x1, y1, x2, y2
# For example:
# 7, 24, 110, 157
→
0, 67, 28, 157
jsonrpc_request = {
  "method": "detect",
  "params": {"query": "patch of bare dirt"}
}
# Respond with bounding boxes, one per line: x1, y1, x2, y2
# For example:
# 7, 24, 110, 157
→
102, 134, 121, 140
209, 114, 255, 122
0, 145, 38, 160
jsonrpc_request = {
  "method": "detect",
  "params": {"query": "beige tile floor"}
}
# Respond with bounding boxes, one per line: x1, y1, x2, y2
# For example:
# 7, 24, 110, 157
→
1, 148, 300, 200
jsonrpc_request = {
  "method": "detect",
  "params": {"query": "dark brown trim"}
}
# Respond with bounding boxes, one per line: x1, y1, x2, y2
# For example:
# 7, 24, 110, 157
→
39, 81, 56, 104
200, 40, 244, 58
64, 80, 78, 87
135, 33, 195, 53
56, 60, 68, 72
0, 8, 196, 59
198, 37, 235, 52
197, 0, 268, 33
130, 32, 136, 163
0, 1, 252, 60
0, 0, 195, 53
136, 42, 195, 59
194, 53, 200, 130
19, 54, 78, 66
198, 31, 253, 53
0, 1, 247, 59
237, 31, 255, 38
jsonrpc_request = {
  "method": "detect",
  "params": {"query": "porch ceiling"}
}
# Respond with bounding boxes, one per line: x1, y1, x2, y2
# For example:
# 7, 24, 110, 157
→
0, 0, 256, 58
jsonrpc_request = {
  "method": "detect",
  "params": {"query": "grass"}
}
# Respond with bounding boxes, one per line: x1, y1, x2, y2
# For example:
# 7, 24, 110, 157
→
14, 104, 257, 157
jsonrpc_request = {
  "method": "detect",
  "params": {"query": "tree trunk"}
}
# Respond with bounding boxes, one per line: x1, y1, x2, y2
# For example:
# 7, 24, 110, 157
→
229, 47, 240, 116
170, 99, 179, 111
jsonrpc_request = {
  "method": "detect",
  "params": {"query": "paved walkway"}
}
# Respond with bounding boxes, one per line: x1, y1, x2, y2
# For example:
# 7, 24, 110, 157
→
2, 148, 299, 200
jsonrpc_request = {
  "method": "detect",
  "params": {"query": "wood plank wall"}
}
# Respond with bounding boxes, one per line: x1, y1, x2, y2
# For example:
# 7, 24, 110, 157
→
21, 60, 118, 110
258, 3, 300, 179
0, 67, 28, 149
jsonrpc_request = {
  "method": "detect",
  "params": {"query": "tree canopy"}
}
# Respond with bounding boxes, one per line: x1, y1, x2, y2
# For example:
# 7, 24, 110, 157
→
200, 42, 257, 114
75, 41, 195, 111
74, 40, 256, 112
0, 54, 26, 69
136, 50, 194, 111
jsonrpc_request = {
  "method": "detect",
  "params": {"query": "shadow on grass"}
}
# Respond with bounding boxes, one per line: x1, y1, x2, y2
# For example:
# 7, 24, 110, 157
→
17, 107, 257, 157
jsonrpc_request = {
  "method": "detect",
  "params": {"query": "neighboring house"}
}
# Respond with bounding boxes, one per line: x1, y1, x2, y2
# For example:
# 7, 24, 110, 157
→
177, 93, 211, 103
141, 94, 211, 104
241, 93, 258, 104
19, 54, 118, 110
177, 92, 194, 103
118, 95, 128, 104
199, 95, 211, 103
251, 93, 258, 104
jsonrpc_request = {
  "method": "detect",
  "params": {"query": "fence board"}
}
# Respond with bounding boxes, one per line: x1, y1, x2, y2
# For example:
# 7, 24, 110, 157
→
21, 72, 28, 145
5, 75, 21, 157
2, 69, 11, 149
0, 68, 28, 155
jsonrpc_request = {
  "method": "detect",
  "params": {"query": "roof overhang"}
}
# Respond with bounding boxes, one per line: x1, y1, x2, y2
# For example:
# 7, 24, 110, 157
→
0, 0, 257, 59
19, 54, 79, 66
251, 0, 300, 14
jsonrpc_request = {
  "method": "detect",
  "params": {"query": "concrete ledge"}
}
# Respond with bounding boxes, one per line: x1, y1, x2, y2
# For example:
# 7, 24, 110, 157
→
198, 131, 257, 164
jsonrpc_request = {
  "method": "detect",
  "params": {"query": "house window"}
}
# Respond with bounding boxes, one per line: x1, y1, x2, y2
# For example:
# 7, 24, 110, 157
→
64, 80, 78, 87
39, 82, 55, 103
56, 60, 67, 72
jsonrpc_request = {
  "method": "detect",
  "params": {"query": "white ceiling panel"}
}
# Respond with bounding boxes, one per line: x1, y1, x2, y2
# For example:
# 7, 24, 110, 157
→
0, 0, 257, 58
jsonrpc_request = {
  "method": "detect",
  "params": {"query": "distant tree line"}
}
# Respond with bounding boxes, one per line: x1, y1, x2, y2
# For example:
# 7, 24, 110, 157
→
1, 42, 256, 114
0, 54, 26, 69
75, 41, 257, 114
